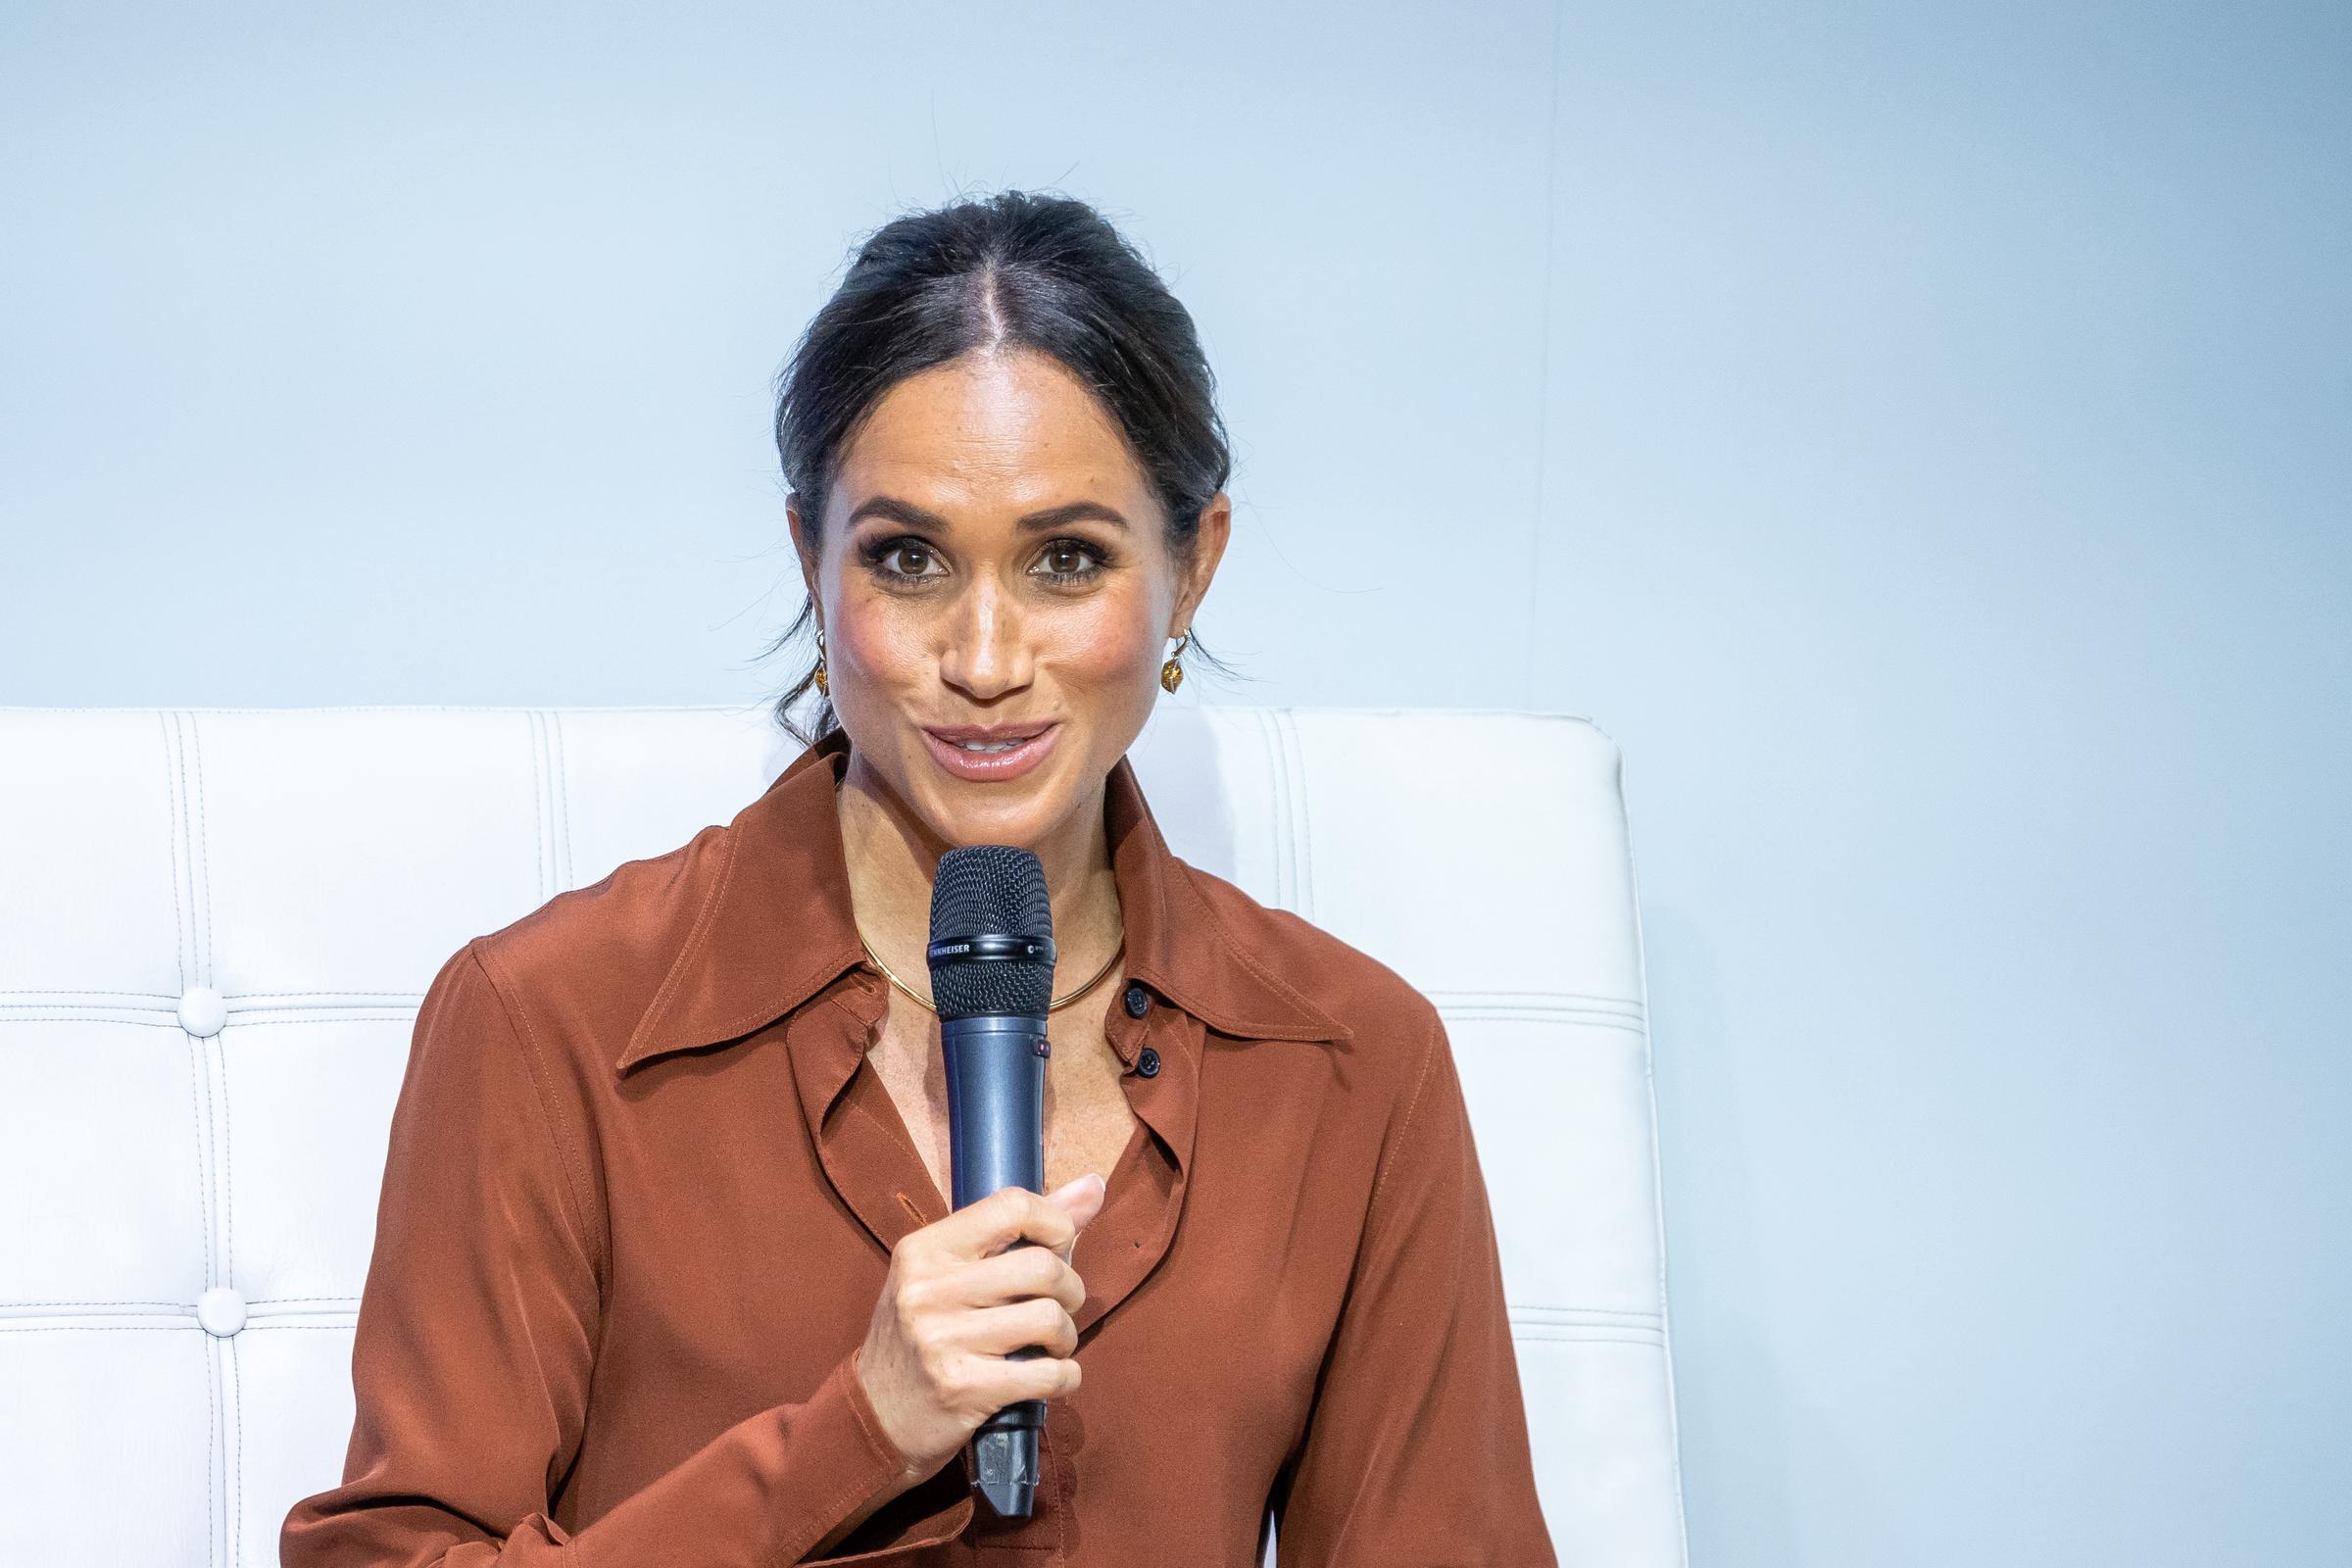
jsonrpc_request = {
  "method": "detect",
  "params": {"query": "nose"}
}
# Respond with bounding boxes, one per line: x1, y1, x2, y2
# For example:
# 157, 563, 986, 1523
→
938, 574, 1034, 701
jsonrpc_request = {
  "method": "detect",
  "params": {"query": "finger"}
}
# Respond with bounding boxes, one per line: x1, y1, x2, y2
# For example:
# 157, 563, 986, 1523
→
945, 1245, 1085, 1314
1005, 1353, 1082, 1402
933, 1184, 1076, 1264
954, 1297, 1080, 1361
951, 1349, 1084, 1416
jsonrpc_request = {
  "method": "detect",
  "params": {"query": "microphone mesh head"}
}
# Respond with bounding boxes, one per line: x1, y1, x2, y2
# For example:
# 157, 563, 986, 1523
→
927, 844, 1055, 1019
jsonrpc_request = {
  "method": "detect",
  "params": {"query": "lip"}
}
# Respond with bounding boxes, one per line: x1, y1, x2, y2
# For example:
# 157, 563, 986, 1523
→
920, 721, 1061, 783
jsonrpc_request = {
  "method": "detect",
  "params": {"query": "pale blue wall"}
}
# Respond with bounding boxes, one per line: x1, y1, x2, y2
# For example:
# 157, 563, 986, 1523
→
3, 3, 2344, 1562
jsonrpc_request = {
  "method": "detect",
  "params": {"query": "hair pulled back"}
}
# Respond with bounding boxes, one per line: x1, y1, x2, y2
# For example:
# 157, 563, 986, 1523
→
764, 189, 1241, 746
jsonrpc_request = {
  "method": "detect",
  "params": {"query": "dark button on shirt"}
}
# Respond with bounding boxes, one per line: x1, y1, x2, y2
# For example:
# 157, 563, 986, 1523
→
1123, 980, 1152, 1017
280, 723, 1554, 1566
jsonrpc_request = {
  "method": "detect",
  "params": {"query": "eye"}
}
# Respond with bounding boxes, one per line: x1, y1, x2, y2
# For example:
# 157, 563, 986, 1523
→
859, 534, 946, 585
1034, 538, 1111, 586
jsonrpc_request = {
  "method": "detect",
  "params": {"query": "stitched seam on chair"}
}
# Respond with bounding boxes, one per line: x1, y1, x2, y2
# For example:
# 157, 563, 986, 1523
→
529, 711, 550, 905
229, 1329, 244, 1557
0, 989, 185, 998
196, 1006, 225, 1285
220, 1039, 236, 1288
1424, 987, 1646, 1006
1512, 1334, 1668, 1347
203, 1308, 217, 1568
468, 941, 610, 1289
160, 712, 188, 994
226, 989, 427, 999
551, 710, 575, 890
4, 1298, 194, 1307
1439, 1008, 1649, 1036
1278, 709, 1317, 921
183, 1028, 213, 1296
0, 1014, 203, 1025
1509, 1304, 1663, 1322
1258, 708, 1292, 909
0, 1324, 216, 1332
190, 713, 214, 986
172, 712, 200, 989
211, 1015, 417, 1025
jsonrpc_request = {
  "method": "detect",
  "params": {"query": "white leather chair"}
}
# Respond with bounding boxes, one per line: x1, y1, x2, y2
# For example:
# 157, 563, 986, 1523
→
0, 703, 1689, 1566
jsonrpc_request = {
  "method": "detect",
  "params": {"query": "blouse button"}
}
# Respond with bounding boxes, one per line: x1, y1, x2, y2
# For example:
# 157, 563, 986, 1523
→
1122, 982, 1152, 1018
1136, 1046, 1161, 1078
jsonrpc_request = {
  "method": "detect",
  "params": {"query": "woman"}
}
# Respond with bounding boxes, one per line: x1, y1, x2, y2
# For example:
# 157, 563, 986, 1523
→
281, 190, 1554, 1565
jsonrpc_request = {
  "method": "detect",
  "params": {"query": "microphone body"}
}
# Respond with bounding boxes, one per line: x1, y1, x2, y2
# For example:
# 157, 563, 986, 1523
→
938, 1012, 1051, 1518
926, 847, 1058, 1520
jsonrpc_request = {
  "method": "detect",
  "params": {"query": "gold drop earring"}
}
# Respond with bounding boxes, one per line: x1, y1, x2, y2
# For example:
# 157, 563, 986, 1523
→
1160, 627, 1191, 694
813, 627, 829, 696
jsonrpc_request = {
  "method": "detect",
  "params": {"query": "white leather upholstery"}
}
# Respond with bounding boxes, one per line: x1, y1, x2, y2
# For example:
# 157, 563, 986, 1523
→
0, 704, 1689, 1566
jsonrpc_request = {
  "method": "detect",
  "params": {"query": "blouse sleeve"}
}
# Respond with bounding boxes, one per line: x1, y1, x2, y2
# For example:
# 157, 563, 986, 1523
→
1269, 1005, 1558, 1565
278, 939, 971, 1567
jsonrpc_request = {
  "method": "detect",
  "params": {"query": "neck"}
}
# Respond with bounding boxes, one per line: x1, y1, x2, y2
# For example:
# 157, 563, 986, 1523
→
834, 754, 1124, 999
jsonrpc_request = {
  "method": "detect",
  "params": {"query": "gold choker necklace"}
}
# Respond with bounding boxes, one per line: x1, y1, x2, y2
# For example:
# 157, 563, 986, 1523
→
858, 930, 1126, 1014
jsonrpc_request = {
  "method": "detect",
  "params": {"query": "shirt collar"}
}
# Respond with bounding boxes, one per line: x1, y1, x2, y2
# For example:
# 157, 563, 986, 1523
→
615, 723, 1348, 1075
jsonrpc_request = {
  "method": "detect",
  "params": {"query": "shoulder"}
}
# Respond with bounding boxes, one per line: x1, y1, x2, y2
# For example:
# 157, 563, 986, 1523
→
458, 817, 736, 1074
1174, 858, 1445, 1069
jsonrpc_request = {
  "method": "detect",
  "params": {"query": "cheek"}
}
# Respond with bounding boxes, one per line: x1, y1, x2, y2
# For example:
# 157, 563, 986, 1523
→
1043, 595, 1162, 687
828, 599, 930, 682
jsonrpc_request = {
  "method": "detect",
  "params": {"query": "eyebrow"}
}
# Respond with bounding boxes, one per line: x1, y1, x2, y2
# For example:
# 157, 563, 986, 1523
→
844, 495, 1131, 533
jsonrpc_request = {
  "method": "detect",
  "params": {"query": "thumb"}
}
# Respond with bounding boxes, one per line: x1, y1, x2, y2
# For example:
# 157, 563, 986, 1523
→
1045, 1171, 1107, 1258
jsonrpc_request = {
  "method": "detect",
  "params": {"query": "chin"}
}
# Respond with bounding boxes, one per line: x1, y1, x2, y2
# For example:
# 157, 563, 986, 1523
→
939, 777, 1090, 852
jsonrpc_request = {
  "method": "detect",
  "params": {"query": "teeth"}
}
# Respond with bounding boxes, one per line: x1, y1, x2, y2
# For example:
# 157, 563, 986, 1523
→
956, 738, 1023, 753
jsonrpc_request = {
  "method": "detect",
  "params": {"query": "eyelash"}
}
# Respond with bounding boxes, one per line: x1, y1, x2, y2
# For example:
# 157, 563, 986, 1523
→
858, 534, 1112, 588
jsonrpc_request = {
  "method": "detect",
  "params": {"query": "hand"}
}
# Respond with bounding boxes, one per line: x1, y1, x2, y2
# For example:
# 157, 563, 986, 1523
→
852, 1171, 1108, 1483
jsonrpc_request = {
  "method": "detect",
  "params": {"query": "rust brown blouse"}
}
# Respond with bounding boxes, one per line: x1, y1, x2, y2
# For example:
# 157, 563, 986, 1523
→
279, 724, 1555, 1565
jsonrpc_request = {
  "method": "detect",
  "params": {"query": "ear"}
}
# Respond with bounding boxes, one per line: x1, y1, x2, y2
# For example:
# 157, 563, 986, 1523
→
785, 492, 824, 608
1172, 492, 1233, 633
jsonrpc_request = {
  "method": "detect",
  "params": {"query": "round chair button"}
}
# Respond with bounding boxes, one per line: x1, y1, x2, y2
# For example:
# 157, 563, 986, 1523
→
1122, 982, 1152, 1018
176, 987, 227, 1038
1137, 1046, 1161, 1078
196, 1286, 247, 1337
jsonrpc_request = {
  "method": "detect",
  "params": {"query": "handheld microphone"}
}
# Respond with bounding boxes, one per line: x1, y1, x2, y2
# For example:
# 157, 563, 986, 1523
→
925, 844, 1055, 1520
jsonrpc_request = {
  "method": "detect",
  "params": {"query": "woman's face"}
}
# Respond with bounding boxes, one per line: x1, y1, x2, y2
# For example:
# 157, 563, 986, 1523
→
789, 346, 1229, 855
